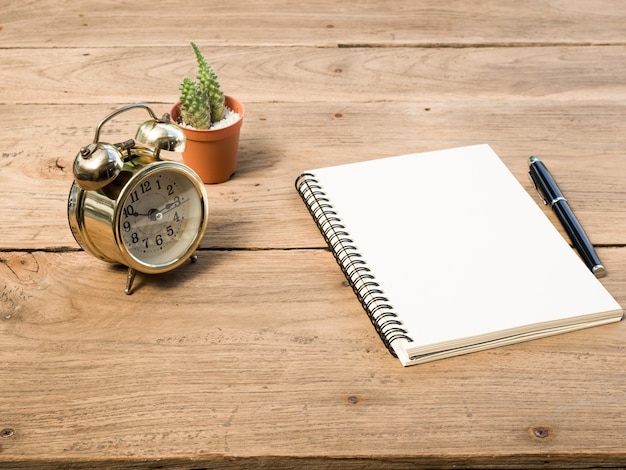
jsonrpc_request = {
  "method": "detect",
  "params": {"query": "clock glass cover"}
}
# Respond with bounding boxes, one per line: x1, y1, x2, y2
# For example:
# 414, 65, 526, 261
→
117, 165, 206, 269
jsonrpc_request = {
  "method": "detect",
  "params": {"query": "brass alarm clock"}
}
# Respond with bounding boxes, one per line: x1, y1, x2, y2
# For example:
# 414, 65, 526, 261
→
68, 104, 209, 294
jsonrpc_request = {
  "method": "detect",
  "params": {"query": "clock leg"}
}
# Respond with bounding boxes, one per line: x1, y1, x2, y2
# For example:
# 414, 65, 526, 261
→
125, 267, 137, 295
190, 253, 198, 263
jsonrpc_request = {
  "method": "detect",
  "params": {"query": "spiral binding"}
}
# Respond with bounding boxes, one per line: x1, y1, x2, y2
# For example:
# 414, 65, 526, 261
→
295, 173, 412, 356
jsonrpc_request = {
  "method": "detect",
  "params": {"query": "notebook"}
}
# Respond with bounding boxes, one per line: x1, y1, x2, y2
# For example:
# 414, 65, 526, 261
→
295, 144, 623, 366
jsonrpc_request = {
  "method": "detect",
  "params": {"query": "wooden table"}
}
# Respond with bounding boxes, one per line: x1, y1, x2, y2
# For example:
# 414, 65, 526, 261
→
2, 1, 626, 468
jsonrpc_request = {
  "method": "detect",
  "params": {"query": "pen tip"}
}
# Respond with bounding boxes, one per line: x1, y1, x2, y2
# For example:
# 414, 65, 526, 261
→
529, 156, 540, 164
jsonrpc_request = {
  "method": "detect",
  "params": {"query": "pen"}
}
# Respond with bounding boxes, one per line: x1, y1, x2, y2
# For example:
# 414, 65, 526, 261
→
528, 156, 606, 278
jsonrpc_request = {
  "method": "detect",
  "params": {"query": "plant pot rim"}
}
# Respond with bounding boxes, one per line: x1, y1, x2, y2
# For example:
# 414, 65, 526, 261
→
170, 95, 244, 139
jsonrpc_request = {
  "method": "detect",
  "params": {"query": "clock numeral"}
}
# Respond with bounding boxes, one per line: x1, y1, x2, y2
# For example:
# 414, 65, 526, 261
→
132, 233, 172, 249
122, 175, 189, 255
123, 204, 135, 218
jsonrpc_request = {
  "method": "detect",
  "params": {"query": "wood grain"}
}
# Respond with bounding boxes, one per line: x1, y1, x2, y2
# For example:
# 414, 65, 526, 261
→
2, 46, 626, 104
2, 100, 626, 250
4, 0, 626, 47
2, 249, 626, 468
2, 0, 626, 467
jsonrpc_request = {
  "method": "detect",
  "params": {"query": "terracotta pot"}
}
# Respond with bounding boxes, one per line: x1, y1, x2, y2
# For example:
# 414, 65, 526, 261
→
170, 95, 244, 184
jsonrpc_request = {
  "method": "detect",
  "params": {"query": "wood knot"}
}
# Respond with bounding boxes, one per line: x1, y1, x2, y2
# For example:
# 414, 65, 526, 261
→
346, 395, 359, 405
528, 424, 552, 440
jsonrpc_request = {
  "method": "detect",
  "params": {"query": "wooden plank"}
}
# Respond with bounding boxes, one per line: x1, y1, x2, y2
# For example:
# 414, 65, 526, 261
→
3, 0, 626, 466
4, 0, 626, 47
2, 100, 626, 250
1, 248, 626, 468
2, 45, 626, 105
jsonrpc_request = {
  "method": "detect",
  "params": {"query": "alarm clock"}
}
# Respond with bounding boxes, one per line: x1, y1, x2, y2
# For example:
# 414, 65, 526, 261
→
67, 104, 209, 294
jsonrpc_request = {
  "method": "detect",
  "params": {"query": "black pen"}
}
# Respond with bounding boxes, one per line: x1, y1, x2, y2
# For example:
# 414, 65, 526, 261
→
528, 156, 605, 278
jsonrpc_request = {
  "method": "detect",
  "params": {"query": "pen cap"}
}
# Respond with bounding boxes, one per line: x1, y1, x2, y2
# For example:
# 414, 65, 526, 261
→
528, 156, 563, 204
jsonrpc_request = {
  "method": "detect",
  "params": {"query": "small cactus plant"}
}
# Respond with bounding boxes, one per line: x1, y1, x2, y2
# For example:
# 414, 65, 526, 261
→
178, 42, 225, 129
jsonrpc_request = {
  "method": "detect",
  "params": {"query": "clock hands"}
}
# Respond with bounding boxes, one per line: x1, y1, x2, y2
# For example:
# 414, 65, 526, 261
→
128, 208, 152, 217
148, 199, 183, 221
159, 199, 183, 215
127, 198, 185, 221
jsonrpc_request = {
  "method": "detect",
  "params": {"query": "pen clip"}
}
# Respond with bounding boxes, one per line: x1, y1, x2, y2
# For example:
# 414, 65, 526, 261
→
528, 171, 547, 205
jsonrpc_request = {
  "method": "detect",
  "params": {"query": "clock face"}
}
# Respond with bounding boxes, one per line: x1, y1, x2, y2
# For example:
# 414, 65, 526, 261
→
117, 165, 207, 269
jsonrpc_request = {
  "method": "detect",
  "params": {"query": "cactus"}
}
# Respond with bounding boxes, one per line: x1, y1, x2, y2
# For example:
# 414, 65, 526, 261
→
178, 42, 225, 129
179, 77, 211, 129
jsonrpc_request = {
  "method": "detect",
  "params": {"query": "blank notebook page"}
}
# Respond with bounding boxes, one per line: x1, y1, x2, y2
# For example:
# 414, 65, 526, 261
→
309, 144, 622, 364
